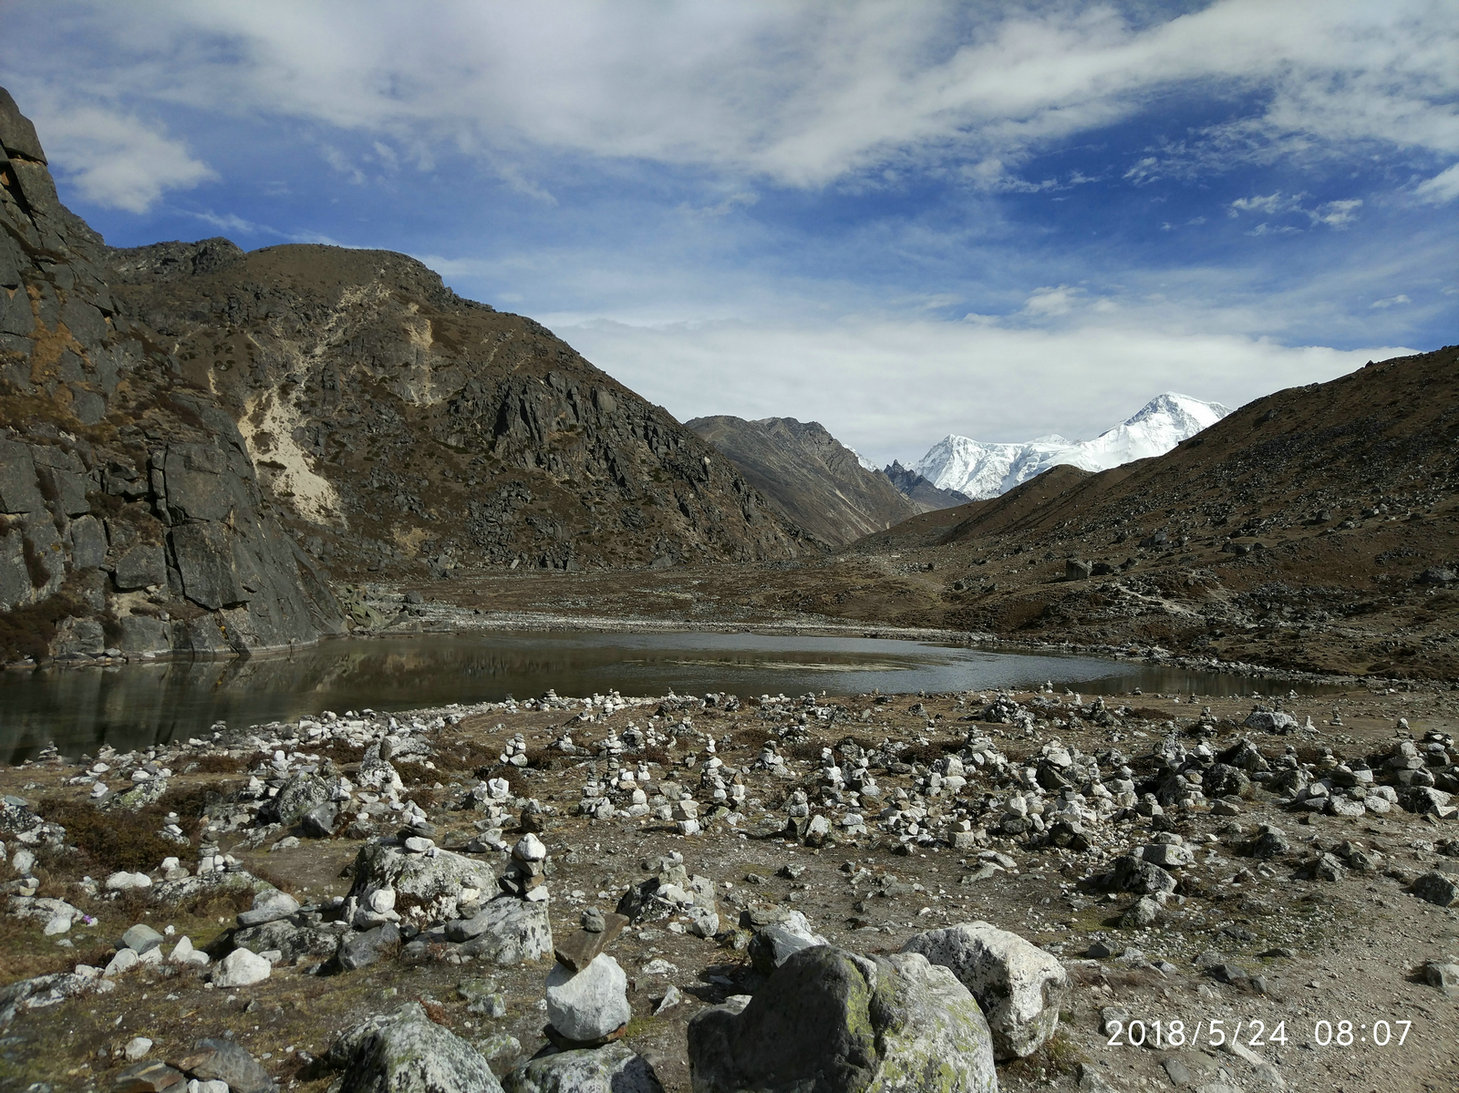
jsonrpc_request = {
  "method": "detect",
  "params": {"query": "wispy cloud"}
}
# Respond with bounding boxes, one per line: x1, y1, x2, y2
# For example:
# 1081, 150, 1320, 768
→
184, 209, 272, 237
1415, 163, 1459, 204
1228, 191, 1363, 232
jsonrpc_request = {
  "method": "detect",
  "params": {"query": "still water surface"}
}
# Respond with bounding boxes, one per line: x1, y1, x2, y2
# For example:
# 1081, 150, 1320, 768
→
1, 630, 1327, 763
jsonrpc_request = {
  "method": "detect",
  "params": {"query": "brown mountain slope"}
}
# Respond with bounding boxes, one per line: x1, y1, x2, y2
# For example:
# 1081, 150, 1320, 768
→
110, 242, 814, 576
827, 347, 1459, 677
686, 415, 918, 548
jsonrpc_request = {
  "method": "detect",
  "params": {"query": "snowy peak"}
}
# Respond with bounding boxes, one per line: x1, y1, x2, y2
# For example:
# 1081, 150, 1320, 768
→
1124, 392, 1230, 433
911, 393, 1231, 500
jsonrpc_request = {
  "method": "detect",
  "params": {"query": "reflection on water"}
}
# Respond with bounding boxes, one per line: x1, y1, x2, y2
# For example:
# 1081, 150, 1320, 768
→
1, 630, 1336, 763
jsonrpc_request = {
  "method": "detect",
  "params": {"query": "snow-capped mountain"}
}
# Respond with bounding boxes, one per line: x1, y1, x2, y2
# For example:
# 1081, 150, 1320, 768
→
911, 393, 1232, 500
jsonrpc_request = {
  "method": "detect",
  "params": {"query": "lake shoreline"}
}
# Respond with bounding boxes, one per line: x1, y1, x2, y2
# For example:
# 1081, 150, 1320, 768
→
3, 596, 1386, 691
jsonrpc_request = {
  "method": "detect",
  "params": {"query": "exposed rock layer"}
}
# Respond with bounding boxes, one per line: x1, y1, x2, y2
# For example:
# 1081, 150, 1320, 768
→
0, 87, 344, 662
687, 415, 919, 548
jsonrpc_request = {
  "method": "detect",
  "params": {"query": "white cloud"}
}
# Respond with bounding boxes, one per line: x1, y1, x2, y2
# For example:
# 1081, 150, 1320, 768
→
1370, 294, 1411, 309
1313, 198, 1362, 228
554, 311, 1410, 467
1415, 162, 1459, 204
185, 210, 270, 236
1021, 285, 1085, 317
1229, 192, 1292, 216
29, 104, 215, 213
13, 0, 1459, 192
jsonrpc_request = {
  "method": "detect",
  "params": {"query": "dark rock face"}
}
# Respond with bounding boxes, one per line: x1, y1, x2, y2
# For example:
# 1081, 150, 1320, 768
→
0, 86, 344, 663
687, 415, 918, 548
110, 244, 813, 576
883, 460, 972, 512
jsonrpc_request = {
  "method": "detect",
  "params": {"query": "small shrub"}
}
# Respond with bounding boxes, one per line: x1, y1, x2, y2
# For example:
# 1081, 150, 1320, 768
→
0, 592, 88, 661
188, 752, 249, 775
156, 780, 233, 835
38, 796, 178, 873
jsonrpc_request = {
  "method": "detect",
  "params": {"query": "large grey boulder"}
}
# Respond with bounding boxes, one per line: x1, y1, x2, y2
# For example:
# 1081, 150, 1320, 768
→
545, 954, 631, 1043
1412, 871, 1459, 907
1243, 710, 1298, 733
234, 918, 339, 965
451, 896, 554, 965
178, 1038, 277, 1093
347, 840, 496, 924
238, 888, 301, 927
262, 772, 334, 827
336, 923, 401, 971
688, 945, 997, 1093
504, 1042, 663, 1093
324, 1003, 503, 1093
902, 921, 1068, 1061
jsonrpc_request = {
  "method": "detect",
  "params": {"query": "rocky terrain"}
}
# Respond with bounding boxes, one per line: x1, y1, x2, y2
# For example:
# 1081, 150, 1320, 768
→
110, 243, 811, 579
2, 680, 1458, 1091
486, 347, 1448, 683
839, 347, 1459, 680
288, 343, 1458, 687
0, 89, 344, 665
4, 78, 1459, 1093
686, 416, 919, 548
882, 460, 971, 512
0, 86, 813, 667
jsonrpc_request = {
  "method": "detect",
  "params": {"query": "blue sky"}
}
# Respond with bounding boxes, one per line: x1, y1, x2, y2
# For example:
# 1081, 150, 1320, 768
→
4, 0, 1455, 466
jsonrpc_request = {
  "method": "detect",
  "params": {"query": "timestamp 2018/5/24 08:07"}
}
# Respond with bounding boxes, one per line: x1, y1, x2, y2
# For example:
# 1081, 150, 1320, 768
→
1105, 1017, 1415, 1049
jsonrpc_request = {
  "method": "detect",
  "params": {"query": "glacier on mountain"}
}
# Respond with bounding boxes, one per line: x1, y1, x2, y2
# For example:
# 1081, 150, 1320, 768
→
911, 393, 1231, 500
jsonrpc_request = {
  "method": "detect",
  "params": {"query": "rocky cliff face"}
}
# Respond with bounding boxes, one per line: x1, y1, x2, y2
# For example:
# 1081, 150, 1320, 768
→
686, 415, 919, 548
110, 243, 812, 575
882, 460, 970, 513
0, 88, 344, 663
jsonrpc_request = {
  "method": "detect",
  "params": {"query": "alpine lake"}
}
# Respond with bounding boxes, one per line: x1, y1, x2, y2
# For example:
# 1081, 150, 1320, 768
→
0, 630, 1341, 764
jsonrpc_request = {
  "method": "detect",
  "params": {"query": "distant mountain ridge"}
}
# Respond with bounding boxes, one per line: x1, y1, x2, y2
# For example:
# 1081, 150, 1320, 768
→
882, 461, 971, 511
686, 415, 919, 548
839, 346, 1459, 677
912, 392, 1232, 500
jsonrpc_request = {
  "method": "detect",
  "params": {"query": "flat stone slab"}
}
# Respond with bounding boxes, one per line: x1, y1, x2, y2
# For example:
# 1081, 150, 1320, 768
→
554, 912, 629, 972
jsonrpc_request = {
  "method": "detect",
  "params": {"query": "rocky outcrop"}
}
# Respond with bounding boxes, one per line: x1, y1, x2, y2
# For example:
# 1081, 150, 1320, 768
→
0, 86, 344, 664
323, 1003, 505, 1093
110, 243, 814, 576
504, 1042, 663, 1093
902, 921, 1069, 1060
687, 415, 919, 548
344, 839, 497, 925
687, 944, 998, 1093
882, 460, 971, 512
